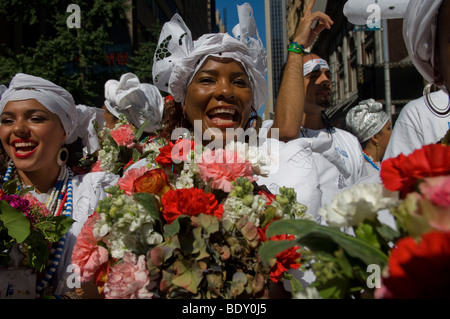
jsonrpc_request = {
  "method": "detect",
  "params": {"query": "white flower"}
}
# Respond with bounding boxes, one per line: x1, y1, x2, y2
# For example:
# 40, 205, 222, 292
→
318, 183, 399, 228
98, 147, 120, 172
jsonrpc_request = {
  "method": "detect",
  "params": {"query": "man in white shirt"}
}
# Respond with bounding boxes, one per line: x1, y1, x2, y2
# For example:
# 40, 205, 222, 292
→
384, 90, 450, 159
261, 53, 367, 206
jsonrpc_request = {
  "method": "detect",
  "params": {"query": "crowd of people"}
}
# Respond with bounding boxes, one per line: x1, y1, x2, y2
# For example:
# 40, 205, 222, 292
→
0, 0, 449, 299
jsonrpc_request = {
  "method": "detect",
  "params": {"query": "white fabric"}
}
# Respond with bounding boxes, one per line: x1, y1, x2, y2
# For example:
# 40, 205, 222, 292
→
343, 0, 410, 26
345, 99, 389, 143
261, 120, 366, 187
384, 90, 450, 159
303, 59, 329, 76
152, 3, 267, 110
104, 73, 164, 133
403, 0, 444, 83
54, 172, 119, 295
0, 73, 101, 152
260, 121, 357, 213
76, 104, 105, 154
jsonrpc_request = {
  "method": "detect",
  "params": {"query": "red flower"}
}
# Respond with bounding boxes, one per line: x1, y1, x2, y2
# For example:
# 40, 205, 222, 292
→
258, 190, 277, 206
161, 188, 224, 224
155, 139, 196, 167
268, 234, 301, 283
380, 144, 450, 198
376, 231, 450, 299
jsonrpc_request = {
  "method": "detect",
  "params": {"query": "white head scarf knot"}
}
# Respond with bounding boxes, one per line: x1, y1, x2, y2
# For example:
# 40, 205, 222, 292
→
403, 0, 444, 83
345, 99, 389, 143
104, 73, 164, 133
152, 3, 267, 110
0, 73, 103, 153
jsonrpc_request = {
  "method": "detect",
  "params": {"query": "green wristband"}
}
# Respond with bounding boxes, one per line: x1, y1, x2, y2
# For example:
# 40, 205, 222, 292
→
288, 42, 306, 55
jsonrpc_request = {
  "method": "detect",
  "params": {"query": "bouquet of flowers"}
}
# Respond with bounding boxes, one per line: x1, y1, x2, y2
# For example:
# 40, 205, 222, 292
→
259, 136, 450, 299
84, 116, 167, 175
72, 138, 314, 298
0, 182, 74, 273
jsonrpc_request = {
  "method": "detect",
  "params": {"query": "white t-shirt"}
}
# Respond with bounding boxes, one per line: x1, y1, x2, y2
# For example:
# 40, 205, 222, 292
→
260, 120, 367, 207
384, 90, 450, 159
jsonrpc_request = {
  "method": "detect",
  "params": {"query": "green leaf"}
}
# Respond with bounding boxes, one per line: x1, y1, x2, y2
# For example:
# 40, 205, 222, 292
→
0, 201, 31, 243
36, 216, 74, 242
354, 223, 380, 249
263, 219, 388, 267
132, 192, 161, 223
135, 119, 150, 141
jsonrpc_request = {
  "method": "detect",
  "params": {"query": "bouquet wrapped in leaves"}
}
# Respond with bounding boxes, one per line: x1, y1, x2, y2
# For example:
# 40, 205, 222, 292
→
73, 139, 313, 298
260, 135, 450, 299
0, 182, 74, 273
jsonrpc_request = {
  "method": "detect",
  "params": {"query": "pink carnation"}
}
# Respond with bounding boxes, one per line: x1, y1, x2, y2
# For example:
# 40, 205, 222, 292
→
71, 213, 109, 283
197, 148, 257, 193
110, 124, 136, 148
118, 166, 150, 195
419, 176, 450, 208
90, 161, 103, 172
104, 252, 154, 299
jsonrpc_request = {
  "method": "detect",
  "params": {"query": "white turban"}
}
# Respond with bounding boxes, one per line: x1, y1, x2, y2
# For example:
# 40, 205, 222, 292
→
403, 0, 444, 83
0, 73, 101, 153
152, 3, 267, 110
345, 99, 389, 143
104, 73, 164, 133
343, 0, 410, 26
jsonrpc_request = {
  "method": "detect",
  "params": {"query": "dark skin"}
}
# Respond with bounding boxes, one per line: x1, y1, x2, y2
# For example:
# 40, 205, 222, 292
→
434, 0, 450, 93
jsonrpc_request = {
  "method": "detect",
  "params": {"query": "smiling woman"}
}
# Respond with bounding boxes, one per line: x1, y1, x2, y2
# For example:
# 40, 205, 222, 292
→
0, 73, 118, 298
153, 4, 267, 146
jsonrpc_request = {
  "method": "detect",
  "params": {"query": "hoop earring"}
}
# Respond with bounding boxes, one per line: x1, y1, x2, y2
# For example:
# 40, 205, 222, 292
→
423, 82, 450, 117
57, 147, 69, 167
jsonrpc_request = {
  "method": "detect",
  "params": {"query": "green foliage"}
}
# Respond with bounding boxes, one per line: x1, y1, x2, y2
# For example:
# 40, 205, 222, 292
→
259, 218, 395, 299
0, 1, 161, 106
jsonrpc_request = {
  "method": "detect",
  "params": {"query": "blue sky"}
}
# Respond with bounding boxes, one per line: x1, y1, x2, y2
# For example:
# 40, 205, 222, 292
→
215, 0, 266, 47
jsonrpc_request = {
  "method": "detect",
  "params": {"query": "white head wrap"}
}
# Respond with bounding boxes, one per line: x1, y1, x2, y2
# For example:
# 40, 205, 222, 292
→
343, 0, 410, 26
303, 59, 329, 76
104, 73, 164, 133
0, 73, 101, 153
152, 3, 267, 110
345, 99, 389, 143
403, 0, 444, 83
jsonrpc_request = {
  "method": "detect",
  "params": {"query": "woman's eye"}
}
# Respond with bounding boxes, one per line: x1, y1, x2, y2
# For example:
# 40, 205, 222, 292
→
30, 116, 46, 122
233, 78, 249, 87
0, 118, 13, 125
199, 77, 214, 83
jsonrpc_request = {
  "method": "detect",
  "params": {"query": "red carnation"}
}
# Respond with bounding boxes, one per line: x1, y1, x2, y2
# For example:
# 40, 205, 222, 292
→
381, 144, 450, 198
375, 231, 450, 299
161, 188, 224, 224
269, 234, 301, 282
155, 139, 196, 167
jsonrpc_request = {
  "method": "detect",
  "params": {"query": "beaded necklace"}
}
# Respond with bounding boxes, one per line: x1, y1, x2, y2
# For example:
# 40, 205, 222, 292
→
362, 150, 380, 171
3, 162, 74, 295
